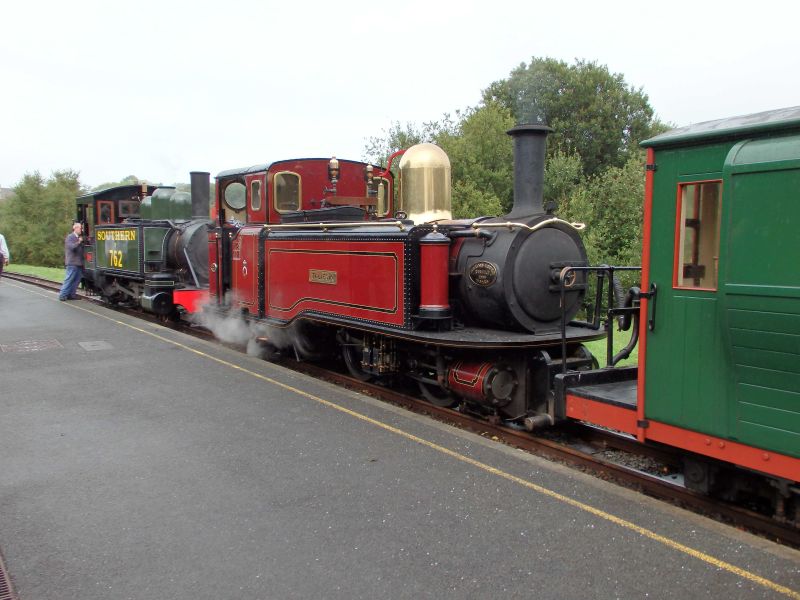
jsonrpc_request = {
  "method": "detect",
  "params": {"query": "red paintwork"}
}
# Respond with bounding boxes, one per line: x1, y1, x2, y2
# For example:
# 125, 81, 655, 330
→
566, 393, 800, 481
565, 394, 638, 435
173, 289, 209, 314
211, 184, 220, 222
647, 421, 800, 482
231, 227, 260, 311
264, 159, 388, 225
207, 230, 219, 301
265, 239, 405, 326
419, 235, 450, 310
637, 148, 655, 443
448, 362, 492, 403
245, 173, 268, 223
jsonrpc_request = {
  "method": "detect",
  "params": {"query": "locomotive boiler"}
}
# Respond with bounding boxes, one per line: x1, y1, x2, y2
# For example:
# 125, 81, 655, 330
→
209, 125, 602, 427
77, 172, 212, 317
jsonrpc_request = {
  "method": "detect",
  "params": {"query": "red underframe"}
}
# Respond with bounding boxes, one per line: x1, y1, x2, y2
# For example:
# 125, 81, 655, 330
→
565, 394, 800, 482
173, 289, 208, 314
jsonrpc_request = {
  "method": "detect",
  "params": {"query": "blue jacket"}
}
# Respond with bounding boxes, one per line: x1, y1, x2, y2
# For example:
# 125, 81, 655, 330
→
64, 232, 83, 267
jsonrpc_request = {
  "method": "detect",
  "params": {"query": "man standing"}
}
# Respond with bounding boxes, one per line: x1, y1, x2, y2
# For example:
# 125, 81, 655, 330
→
58, 222, 84, 301
0, 231, 9, 279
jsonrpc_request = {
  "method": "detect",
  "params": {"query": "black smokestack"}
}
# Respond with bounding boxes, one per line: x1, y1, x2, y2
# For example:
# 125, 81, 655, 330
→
190, 171, 211, 219
506, 124, 552, 219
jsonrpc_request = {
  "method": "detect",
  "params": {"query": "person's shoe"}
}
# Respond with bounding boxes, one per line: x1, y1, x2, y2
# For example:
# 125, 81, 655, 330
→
68, 295, 79, 300
58, 297, 67, 301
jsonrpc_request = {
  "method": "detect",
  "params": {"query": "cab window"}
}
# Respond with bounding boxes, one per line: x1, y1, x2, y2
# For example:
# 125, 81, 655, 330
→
674, 181, 721, 290
98, 201, 114, 224
274, 172, 301, 212
119, 200, 140, 219
251, 180, 262, 211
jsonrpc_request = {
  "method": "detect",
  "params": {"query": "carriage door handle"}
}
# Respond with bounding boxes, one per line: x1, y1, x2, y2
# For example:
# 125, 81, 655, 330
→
639, 283, 658, 331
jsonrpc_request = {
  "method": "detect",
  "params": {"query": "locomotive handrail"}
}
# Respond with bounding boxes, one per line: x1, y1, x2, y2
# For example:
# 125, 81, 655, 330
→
263, 221, 407, 232
557, 265, 643, 374
471, 217, 585, 232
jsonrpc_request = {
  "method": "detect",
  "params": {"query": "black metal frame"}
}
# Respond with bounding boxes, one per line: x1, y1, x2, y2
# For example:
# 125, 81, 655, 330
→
557, 265, 642, 374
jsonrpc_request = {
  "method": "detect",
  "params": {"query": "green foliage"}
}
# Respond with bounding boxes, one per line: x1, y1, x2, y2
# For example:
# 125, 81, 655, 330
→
558, 152, 646, 286
543, 150, 584, 213
93, 174, 142, 192
5, 263, 65, 281
450, 180, 504, 219
361, 56, 664, 286
484, 57, 667, 176
363, 118, 457, 165
0, 170, 84, 267
437, 102, 515, 214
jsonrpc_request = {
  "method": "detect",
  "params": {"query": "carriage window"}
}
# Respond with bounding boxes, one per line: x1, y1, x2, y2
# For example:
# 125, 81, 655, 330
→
274, 172, 301, 212
250, 180, 262, 211
224, 182, 247, 210
675, 181, 721, 290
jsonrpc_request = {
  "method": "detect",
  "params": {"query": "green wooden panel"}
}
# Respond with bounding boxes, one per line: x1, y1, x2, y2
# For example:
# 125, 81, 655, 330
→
738, 382, 800, 416
733, 361, 800, 393
736, 385, 800, 456
95, 227, 140, 272
644, 129, 800, 459
645, 294, 728, 434
721, 143, 800, 458
729, 328, 800, 356
726, 169, 800, 288
144, 227, 169, 263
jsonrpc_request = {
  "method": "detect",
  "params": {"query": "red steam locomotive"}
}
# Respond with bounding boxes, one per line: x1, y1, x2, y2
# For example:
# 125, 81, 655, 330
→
207, 125, 602, 424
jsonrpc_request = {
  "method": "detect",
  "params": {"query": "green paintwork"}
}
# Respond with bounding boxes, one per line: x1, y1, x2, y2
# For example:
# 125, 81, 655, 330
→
95, 227, 141, 273
144, 226, 170, 268
93, 225, 170, 275
151, 187, 177, 220
641, 108, 800, 458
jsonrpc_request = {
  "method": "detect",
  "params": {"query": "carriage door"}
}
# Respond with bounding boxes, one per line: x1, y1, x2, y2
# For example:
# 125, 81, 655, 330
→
642, 147, 729, 439
718, 136, 800, 457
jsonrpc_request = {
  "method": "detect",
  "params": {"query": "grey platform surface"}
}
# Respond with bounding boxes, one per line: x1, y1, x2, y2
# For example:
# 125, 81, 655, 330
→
0, 280, 798, 600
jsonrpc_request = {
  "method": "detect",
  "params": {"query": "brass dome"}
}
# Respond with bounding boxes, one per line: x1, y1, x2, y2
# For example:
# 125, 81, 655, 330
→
398, 143, 452, 224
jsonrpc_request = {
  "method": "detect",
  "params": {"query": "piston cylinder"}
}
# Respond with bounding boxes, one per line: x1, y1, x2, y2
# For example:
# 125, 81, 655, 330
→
447, 362, 517, 407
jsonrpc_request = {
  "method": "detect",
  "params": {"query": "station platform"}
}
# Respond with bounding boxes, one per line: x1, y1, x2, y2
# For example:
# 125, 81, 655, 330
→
1, 279, 798, 599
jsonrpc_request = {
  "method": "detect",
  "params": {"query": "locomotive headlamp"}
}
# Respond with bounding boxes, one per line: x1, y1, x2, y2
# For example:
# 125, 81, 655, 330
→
328, 157, 339, 181
364, 164, 374, 182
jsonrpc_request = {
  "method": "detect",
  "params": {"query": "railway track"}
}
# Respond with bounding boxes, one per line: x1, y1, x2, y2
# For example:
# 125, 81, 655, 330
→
7, 271, 799, 548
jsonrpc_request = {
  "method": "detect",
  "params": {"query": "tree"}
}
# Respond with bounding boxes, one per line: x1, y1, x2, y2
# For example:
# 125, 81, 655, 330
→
557, 152, 646, 286
0, 170, 84, 266
484, 57, 667, 176
93, 175, 144, 192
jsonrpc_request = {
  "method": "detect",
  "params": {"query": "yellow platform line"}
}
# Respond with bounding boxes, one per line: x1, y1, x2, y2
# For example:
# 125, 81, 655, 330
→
29, 287, 800, 599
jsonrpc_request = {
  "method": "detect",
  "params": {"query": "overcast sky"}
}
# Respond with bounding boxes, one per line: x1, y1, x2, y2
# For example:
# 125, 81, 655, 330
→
1, 0, 798, 189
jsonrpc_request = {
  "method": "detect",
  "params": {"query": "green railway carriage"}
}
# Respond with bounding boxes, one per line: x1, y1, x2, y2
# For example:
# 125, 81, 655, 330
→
564, 107, 800, 504
641, 108, 800, 464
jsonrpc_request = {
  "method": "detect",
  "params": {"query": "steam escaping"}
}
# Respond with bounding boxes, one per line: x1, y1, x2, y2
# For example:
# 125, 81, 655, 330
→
189, 294, 308, 360
509, 74, 550, 126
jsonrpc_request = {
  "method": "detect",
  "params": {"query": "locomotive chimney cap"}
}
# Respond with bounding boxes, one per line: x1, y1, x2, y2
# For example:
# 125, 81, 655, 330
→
507, 123, 553, 136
